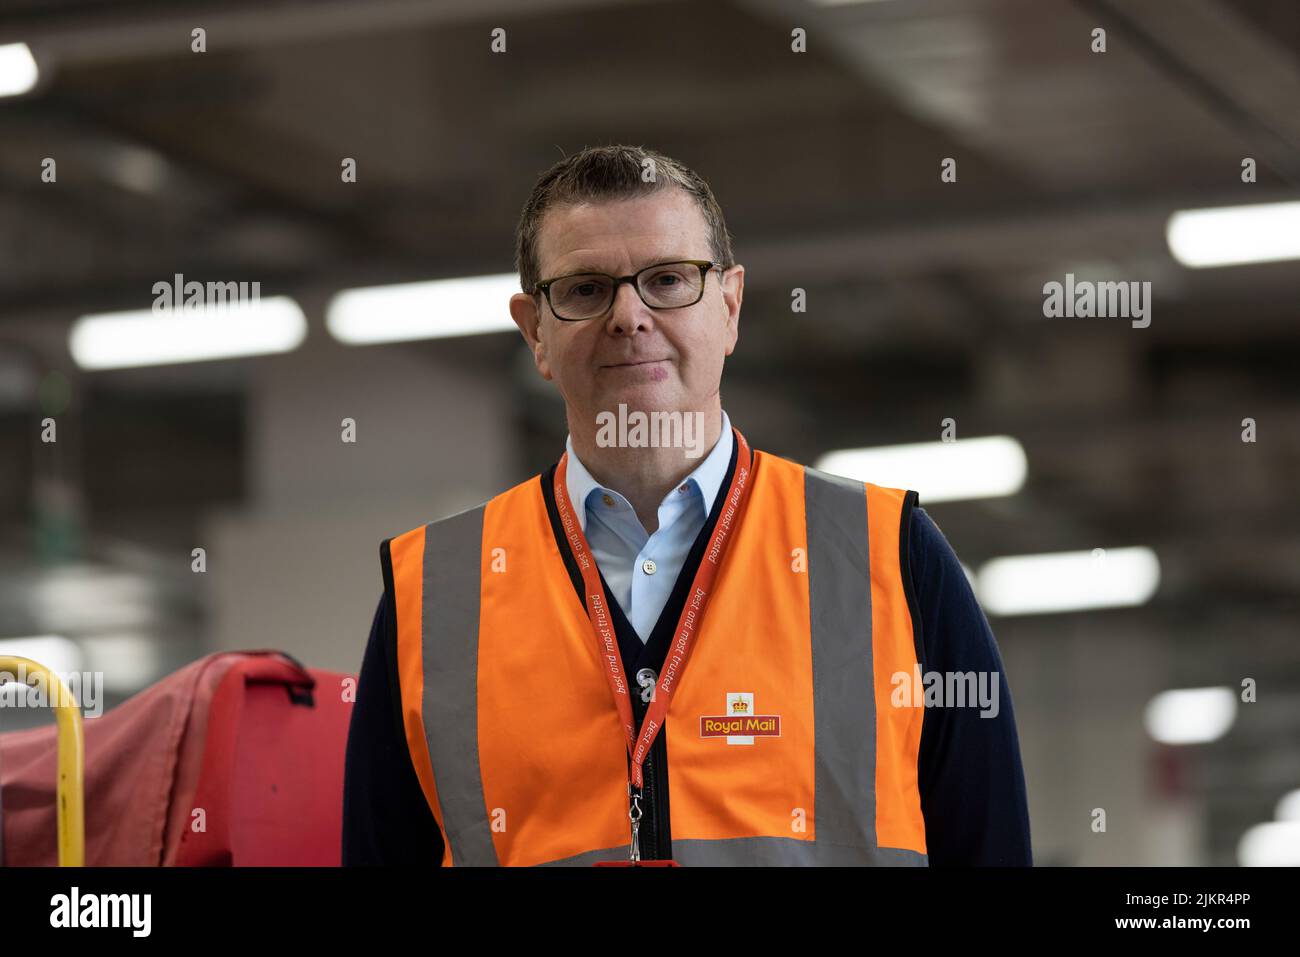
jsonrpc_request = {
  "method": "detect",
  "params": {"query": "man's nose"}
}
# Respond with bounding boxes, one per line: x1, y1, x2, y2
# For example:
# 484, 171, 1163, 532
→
605, 282, 652, 336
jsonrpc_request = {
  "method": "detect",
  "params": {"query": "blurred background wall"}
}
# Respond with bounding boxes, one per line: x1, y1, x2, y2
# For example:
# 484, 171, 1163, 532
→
1, 0, 1298, 866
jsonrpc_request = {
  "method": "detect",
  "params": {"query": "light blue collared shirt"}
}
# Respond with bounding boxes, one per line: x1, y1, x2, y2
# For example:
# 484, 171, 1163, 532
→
564, 410, 734, 643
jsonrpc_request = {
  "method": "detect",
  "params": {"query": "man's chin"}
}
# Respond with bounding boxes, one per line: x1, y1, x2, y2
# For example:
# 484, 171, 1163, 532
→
592, 382, 679, 416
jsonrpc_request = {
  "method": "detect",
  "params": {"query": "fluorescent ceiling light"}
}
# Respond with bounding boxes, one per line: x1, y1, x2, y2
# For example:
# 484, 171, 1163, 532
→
104, 144, 170, 193
70, 297, 307, 369
1238, 821, 1300, 866
80, 633, 162, 693
1275, 789, 1300, 822
0, 634, 83, 675
0, 43, 39, 98
1167, 201, 1300, 268
1144, 687, 1236, 745
976, 546, 1160, 616
32, 565, 157, 632
814, 435, 1027, 504
327, 273, 520, 344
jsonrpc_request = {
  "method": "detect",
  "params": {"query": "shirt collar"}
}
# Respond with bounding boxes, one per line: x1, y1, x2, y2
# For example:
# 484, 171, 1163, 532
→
564, 409, 734, 533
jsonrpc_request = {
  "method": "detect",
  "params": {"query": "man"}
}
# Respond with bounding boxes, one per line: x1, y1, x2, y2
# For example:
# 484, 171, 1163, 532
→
342, 144, 1031, 866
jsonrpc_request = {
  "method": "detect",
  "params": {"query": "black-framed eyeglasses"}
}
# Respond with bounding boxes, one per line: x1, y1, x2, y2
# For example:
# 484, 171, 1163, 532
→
534, 259, 724, 322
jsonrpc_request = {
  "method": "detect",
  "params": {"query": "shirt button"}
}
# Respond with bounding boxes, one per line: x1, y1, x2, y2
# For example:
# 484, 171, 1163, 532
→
602, 493, 615, 507
641, 559, 657, 576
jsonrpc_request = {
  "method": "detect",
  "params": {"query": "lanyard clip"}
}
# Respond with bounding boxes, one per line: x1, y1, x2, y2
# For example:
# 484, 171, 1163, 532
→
628, 785, 644, 863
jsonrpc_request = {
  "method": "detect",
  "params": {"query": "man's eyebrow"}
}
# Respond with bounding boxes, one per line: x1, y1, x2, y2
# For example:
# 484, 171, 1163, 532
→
547, 255, 687, 276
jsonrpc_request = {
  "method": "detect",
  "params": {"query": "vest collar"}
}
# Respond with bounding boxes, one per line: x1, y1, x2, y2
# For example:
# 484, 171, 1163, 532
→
562, 409, 734, 534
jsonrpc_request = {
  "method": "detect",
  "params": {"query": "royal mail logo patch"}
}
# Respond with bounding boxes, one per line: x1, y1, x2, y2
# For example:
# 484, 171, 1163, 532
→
699, 692, 781, 745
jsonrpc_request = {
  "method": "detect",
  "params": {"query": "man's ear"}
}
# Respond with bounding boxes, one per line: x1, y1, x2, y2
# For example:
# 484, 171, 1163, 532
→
509, 292, 553, 380
721, 264, 743, 356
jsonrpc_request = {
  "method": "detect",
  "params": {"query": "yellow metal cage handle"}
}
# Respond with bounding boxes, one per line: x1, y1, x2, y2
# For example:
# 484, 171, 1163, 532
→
0, 655, 85, 866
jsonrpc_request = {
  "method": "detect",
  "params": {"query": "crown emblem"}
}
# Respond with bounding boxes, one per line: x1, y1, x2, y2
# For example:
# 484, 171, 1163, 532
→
701, 692, 780, 744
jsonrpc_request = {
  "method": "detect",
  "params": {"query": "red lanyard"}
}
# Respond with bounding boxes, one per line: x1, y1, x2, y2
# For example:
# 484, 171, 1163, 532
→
553, 427, 754, 790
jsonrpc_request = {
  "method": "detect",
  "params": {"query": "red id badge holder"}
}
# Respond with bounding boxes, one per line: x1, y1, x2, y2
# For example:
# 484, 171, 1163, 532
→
594, 860, 681, 867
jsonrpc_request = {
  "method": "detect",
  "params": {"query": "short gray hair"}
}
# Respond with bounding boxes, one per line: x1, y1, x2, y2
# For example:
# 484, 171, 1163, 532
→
514, 144, 735, 295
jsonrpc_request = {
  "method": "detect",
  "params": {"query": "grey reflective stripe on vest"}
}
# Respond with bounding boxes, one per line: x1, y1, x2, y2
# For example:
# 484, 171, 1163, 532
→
674, 837, 926, 866
541, 838, 926, 867
801, 466, 928, 866
538, 844, 629, 866
420, 504, 499, 865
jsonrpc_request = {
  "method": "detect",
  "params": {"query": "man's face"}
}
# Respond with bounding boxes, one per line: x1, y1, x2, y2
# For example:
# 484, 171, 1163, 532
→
509, 188, 743, 429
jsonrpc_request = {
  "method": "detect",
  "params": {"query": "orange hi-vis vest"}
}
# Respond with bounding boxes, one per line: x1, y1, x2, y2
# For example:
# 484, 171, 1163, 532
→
380, 444, 928, 866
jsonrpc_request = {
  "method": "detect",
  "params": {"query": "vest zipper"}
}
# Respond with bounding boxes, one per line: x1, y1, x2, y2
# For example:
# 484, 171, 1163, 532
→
651, 728, 671, 859
631, 693, 672, 860
631, 694, 657, 859
642, 746, 659, 860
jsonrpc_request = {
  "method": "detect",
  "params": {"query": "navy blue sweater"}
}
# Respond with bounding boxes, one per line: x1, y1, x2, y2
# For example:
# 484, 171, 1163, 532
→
341, 489, 1032, 867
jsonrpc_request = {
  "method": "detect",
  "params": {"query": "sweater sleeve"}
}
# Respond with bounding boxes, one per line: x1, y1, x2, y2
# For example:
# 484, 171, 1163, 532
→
341, 593, 445, 865
909, 506, 1033, 866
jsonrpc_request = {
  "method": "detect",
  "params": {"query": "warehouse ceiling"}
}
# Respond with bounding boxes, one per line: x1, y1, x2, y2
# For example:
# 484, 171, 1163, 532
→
0, 0, 1297, 862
